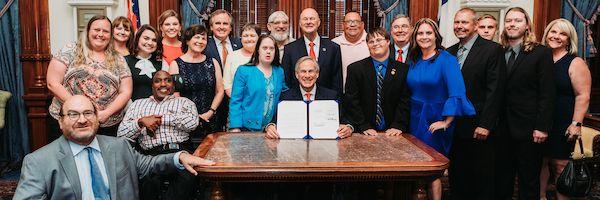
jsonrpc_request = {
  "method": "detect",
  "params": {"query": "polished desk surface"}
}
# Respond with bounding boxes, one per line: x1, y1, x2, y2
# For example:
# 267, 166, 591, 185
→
193, 132, 448, 179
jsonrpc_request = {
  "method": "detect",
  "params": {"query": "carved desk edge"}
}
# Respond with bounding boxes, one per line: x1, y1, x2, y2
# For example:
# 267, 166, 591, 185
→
192, 132, 449, 181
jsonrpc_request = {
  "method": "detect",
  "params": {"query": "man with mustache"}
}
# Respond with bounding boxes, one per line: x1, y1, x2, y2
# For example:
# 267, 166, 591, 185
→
267, 11, 295, 60
389, 14, 412, 63
495, 7, 554, 199
117, 70, 201, 200
264, 56, 353, 139
282, 8, 343, 93
14, 93, 214, 200
332, 11, 370, 91
447, 7, 505, 200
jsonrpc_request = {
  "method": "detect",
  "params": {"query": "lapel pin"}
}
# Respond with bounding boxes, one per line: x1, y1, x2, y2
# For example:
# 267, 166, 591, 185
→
322, 48, 326, 52
391, 69, 396, 75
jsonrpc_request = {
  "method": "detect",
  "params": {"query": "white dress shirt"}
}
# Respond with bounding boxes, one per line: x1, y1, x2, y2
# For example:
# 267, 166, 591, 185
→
303, 34, 320, 60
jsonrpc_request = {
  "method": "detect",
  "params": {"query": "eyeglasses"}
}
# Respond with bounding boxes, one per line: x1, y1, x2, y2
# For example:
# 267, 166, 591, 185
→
392, 24, 411, 30
367, 38, 387, 45
344, 20, 362, 25
61, 110, 96, 121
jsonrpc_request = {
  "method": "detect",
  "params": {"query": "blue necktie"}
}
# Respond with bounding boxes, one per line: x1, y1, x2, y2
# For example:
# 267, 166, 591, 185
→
86, 147, 110, 200
375, 64, 385, 130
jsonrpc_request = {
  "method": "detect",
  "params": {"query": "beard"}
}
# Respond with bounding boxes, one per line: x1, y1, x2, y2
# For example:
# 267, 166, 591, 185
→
271, 31, 289, 42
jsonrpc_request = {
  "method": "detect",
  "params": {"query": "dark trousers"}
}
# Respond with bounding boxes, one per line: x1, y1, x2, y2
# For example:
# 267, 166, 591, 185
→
495, 134, 543, 200
139, 141, 198, 200
449, 137, 495, 200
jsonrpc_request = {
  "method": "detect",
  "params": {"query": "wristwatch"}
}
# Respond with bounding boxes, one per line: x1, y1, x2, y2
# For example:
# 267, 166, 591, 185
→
572, 121, 582, 127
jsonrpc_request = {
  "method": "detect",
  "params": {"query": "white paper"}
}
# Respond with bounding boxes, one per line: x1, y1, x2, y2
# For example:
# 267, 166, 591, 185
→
277, 101, 308, 139
308, 100, 339, 139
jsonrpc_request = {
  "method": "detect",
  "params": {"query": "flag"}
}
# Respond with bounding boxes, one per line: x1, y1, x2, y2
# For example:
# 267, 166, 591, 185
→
438, 0, 460, 48
127, 0, 141, 31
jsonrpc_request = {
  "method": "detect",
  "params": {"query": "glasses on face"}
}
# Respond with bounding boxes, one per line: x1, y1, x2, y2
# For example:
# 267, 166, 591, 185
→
392, 24, 411, 30
367, 38, 387, 45
62, 110, 96, 121
344, 20, 362, 25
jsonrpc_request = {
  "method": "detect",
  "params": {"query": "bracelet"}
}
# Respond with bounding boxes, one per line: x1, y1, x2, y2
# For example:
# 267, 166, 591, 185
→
572, 121, 582, 127
209, 108, 217, 114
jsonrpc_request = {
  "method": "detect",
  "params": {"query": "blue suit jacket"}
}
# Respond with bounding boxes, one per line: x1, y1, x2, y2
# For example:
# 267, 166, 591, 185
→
281, 37, 343, 93
205, 36, 242, 67
229, 65, 288, 130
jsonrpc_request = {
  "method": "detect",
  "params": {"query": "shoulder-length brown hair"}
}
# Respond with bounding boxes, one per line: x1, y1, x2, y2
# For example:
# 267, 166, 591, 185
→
130, 24, 163, 61
157, 10, 182, 39
112, 16, 134, 45
500, 7, 538, 52
407, 18, 443, 64
250, 35, 281, 67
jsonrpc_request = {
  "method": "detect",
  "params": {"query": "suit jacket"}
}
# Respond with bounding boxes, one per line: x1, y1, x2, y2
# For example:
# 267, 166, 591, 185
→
343, 57, 411, 132
14, 135, 177, 200
271, 85, 348, 124
229, 65, 287, 130
281, 37, 343, 93
447, 36, 506, 139
205, 36, 242, 67
502, 44, 555, 140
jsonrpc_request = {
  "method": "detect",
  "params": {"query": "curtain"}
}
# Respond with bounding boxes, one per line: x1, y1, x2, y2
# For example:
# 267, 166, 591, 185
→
374, 0, 408, 31
181, 0, 215, 29
562, 0, 600, 58
0, 0, 29, 162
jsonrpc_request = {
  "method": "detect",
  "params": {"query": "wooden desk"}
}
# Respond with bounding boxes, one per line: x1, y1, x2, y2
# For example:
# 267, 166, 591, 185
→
193, 132, 449, 200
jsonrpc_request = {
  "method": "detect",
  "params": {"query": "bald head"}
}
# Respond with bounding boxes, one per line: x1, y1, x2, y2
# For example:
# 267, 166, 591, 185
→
60, 95, 99, 145
299, 8, 321, 37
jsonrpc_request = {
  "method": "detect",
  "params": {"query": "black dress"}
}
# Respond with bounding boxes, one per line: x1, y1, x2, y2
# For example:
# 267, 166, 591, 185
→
175, 57, 218, 140
546, 54, 577, 159
125, 55, 163, 101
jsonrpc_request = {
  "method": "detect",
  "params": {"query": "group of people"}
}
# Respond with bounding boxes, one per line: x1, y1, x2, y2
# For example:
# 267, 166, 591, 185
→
14, 5, 592, 200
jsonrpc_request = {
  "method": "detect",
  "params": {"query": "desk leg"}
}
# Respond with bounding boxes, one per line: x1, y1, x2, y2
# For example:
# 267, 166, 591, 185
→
211, 182, 225, 200
414, 180, 427, 200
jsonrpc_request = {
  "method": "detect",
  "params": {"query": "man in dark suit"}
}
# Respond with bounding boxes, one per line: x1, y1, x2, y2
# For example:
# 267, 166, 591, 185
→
388, 14, 412, 63
265, 56, 353, 139
205, 9, 242, 67
204, 9, 242, 132
447, 8, 505, 200
281, 8, 343, 93
495, 7, 555, 200
344, 27, 410, 136
13, 95, 214, 200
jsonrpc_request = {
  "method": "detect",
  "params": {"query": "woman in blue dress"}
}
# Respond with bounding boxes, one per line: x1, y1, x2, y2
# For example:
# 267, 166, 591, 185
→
229, 35, 287, 132
406, 18, 475, 200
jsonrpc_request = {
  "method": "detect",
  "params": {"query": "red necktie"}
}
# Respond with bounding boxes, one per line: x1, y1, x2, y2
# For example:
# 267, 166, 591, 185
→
309, 42, 316, 59
305, 93, 312, 101
397, 49, 403, 62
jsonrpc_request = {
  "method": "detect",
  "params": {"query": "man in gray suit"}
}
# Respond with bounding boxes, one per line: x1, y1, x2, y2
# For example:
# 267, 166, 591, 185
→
13, 95, 214, 200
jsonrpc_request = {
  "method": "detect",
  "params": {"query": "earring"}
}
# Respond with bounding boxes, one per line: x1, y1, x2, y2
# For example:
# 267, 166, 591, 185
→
178, 32, 181, 37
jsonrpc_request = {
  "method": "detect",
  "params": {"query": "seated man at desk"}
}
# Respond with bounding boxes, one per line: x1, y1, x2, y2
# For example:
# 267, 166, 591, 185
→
264, 56, 353, 139
117, 70, 201, 200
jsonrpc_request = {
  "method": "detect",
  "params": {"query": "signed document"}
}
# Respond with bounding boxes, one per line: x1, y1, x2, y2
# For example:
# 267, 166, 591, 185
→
277, 100, 340, 139
308, 100, 339, 139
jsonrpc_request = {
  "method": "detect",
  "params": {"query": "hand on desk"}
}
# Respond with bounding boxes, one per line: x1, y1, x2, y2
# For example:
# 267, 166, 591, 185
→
178, 152, 215, 175
363, 129, 377, 136
337, 125, 352, 138
385, 128, 402, 136
265, 124, 279, 139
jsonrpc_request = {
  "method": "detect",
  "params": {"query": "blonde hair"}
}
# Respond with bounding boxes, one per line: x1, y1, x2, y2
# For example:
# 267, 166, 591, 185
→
74, 15, 122, 72
500, 7, 538, 52
541, 18, 579, 55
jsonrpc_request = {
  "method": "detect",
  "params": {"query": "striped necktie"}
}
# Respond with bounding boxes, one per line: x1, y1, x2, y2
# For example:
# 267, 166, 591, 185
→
375, 64, 385, 130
